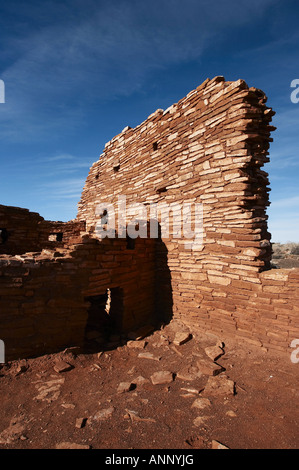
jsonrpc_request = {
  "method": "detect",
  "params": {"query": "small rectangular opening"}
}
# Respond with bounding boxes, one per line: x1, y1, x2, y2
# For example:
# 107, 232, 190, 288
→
48, 233, 63, 242
0, 228, 8, 244
84, 288, 124, 351
126, 235, 135, 250
153, 142, 158, 151
156, 186, 167, 194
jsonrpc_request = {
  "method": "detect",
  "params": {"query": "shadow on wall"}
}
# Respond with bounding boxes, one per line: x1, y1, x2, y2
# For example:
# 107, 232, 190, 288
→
0, 220, 173, 360
80, 220, 173, 354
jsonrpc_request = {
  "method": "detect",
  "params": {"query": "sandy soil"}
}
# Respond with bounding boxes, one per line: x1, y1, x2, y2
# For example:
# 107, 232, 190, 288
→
0, 320, 298, 450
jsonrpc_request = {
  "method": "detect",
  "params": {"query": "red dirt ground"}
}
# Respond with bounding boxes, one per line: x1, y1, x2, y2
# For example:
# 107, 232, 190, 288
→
0, 320, 298, 450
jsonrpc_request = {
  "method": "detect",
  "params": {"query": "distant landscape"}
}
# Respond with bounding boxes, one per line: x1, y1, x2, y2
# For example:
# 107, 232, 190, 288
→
271, 242, 299, 269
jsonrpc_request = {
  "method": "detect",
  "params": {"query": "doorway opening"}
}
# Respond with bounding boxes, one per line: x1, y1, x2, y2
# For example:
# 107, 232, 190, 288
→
84, 287, 123, 351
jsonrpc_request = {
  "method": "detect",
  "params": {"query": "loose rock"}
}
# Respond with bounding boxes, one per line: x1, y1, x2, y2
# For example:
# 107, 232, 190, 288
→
56, 442, 90, 449
117, 382, 135, 393
173, 332, 192, 346
211, 440, 229, 449
201, 375, 235, 397
204, 345, 224, 362
191, 398, 211, 410
54, 360, 73, 373
150, 371, 174, 385
196, 358, 224, 376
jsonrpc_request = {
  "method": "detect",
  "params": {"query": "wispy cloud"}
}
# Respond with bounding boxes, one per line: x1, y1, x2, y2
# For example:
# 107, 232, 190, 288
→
0, 0, 277, 142
37, 177, 86, 200
39, 153, 92, 176
270, 195, 299, 209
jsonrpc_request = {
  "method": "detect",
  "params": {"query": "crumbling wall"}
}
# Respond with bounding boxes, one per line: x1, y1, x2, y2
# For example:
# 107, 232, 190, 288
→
0, 233, 161, 360
0, 204, 86, 255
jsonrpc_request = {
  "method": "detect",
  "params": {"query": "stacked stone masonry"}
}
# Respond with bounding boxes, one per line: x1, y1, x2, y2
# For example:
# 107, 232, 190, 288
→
0, 76, 298, 360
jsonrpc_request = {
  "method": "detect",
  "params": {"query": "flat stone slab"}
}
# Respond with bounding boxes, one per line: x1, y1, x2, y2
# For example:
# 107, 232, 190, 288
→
196, 358, 224, 376
211, 440, 229, 449
75, 418, 87, 429
201, 375, 235, 397
173, 331, 192, 346
127, 340, 147, 349
117, 382, 135, 393
204, 345, 224, 362
150, 371, 174, 385
53, 361, 73, 373
176, 366, 202, 381
138, 352, 161, 361
133, 376, 150, 387
56, 442, 90, 449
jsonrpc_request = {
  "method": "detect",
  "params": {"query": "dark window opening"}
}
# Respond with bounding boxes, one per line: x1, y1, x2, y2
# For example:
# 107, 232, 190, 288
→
0, 228, 8, 244
48, 232, 63, 242
84, 288, 124, 351
153, 142, 158, 151
113, 164, 120, 172
156, 186, 167, 194
126, 234, 135, 250
95, 173, 99, 180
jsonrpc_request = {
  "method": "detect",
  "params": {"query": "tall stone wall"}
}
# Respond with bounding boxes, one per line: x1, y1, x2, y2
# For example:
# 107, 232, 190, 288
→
0, 76, 298, 360
78, 76, 299, 354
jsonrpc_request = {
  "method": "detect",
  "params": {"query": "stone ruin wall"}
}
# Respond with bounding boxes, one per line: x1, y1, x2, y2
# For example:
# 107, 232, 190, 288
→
0, 204, 85, 255
1, 76, 299, 360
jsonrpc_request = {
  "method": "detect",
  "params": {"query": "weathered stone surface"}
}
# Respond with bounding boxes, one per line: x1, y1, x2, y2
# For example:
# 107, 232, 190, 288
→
133, 376, 150, 387
75, 418, 87, 429
150, 371, 174, 385
1, 77, 296, 363
211, 440, 229, 449
173, 332, 192, 346
196, 358, 224, 376
124, 409, 156, 423
53, 361, 73, 373
191, 398, 211, 410
34, 378, 65, 402
204, 345, 224, 362
138, 352, 161, 362
226, 410, 237, 417
117, 382, 135, 393
201, 375, 235, 397
93, 407, 115, 421
0, 417, 26, 444
176, 366, 201, 381
15, 360, 28, 376
127, 340, 147, 349
56, 442, 90, 449
193, 416, 209, 427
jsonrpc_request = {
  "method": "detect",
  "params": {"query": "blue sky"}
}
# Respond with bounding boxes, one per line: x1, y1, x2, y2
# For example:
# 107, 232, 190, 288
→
0, 0, 298, 242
